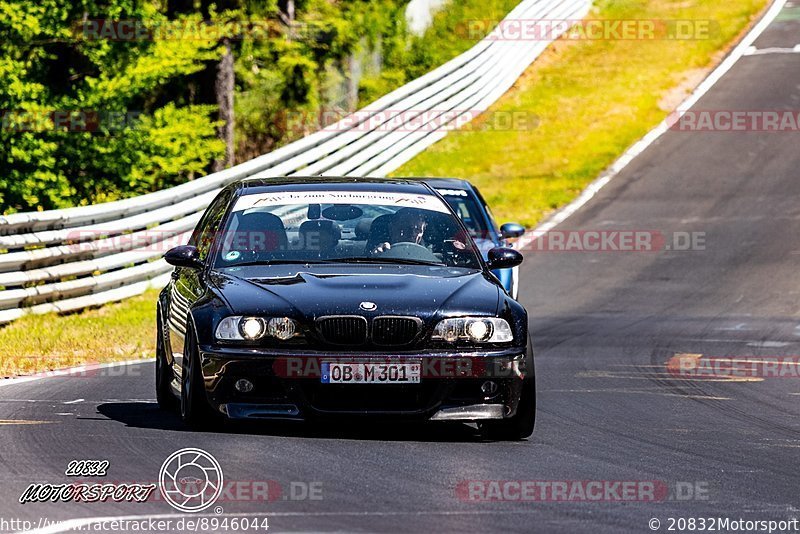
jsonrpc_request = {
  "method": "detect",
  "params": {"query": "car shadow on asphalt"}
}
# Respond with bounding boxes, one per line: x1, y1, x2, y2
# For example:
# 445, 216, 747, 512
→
96, 402, 496, 443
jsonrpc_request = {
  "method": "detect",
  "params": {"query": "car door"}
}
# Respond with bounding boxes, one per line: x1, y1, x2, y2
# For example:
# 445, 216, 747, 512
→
167, 189, 232, 378
471, 185, 520, 297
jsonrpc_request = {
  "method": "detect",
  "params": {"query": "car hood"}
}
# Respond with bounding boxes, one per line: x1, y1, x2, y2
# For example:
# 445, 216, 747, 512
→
209, 264, 500, 319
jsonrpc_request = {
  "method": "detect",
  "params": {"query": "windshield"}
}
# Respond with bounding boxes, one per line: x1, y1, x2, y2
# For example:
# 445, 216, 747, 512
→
212, 189, 482, 269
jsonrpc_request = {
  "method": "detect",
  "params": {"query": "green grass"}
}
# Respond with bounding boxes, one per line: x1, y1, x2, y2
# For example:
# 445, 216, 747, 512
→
392, 0, 770, 227
0, 0, 769, 376
0, 290, 157, 378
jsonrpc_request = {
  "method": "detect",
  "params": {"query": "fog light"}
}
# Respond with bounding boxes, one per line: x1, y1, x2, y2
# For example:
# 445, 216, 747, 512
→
481, 380, 499, 396
235, 379, 254, 393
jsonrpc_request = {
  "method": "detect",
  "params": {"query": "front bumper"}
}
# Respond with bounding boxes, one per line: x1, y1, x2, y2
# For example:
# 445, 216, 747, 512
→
197, 345, 533, 422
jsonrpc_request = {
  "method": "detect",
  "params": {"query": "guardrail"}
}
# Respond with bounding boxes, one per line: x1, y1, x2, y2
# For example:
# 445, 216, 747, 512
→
0, 0, 590, 324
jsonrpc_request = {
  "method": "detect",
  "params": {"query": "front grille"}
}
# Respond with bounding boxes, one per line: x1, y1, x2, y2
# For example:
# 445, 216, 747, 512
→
317, 316, 368, 345
372, 316, 420, 346
300, 382, 445, 413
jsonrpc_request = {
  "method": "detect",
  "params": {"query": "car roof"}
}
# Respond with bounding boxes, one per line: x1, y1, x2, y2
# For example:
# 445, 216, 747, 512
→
237, 176, 434, 196
416, 177, 473, 190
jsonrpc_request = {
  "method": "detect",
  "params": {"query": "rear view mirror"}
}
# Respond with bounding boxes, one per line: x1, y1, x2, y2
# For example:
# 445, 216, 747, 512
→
164, 245, 204, 270
487, 247, 523, 270
501, 222, 525, 239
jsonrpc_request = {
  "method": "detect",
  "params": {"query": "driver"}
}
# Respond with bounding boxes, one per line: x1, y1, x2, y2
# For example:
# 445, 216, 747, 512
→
372, 208, 428, 254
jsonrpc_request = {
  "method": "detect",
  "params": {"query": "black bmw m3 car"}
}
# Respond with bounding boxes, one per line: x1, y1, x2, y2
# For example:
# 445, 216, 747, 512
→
156, 177, 535, 439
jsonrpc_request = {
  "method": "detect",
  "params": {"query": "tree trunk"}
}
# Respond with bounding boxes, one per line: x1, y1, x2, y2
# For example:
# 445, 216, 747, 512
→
279, 0, 295, 23
213, 37, 235, 171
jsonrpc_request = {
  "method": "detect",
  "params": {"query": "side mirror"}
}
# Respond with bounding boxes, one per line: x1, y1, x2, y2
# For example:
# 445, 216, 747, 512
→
487, 247, 523, 270
164, 245, 204, 270
500, 222, 525, 239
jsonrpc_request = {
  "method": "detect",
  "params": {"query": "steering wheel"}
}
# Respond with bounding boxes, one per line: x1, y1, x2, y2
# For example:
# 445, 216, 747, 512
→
379, 242, 440, 263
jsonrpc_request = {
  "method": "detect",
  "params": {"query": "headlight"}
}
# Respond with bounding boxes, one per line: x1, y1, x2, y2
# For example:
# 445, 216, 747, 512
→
216, 316, 245, 340
215, 316, 298, 341
432, 317, 513, 343
242, 317, 266, 340
267, 317, 296, 340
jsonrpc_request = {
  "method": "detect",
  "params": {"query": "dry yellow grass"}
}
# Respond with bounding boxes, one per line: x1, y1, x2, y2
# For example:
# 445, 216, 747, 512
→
0, 290, 157, 378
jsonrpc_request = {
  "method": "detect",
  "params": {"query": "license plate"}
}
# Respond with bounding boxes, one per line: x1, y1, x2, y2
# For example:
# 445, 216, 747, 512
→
321, 361, 421, 384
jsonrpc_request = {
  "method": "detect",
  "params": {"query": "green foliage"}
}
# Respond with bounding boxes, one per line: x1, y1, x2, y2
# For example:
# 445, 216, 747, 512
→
369, 0, 521, 94
0, 0, 523, 214
0, 0, 224, 212
358, 68, 406, 106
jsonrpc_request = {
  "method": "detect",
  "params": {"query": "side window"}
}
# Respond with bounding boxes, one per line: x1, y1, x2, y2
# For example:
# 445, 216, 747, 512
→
473, 187, 501, 235
189, 190, 232, 261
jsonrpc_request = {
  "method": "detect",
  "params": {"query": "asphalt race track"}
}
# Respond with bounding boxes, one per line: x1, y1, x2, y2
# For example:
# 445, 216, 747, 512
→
1, 5, 799, 533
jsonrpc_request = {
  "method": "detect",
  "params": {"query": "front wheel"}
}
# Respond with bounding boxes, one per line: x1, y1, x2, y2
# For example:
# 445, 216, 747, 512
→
155, 311, 175, 410
180, 324, 222, 430
479, 378, 536, 441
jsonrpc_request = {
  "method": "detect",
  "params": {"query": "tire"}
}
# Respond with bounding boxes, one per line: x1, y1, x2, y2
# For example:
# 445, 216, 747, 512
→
155, 311, 175, 410
180, 324, 222, 430
479, 378, 536, 441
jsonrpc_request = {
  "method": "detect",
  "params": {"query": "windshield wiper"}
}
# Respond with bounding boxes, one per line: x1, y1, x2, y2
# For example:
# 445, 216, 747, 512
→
320, 257, 446, 266
222, 258, 447, 267
222, 260, 329, 267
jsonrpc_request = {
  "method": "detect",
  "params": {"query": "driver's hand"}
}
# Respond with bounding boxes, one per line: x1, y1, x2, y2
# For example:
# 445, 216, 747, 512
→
372, 242, 391, 254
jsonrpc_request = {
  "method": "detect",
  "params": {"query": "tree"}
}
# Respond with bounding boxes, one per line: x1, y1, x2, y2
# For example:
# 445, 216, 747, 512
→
0, 0, 225, 212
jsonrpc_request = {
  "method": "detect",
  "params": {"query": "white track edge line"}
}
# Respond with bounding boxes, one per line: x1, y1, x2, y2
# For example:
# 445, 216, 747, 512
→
516, 0, 788, 250
0, 358, 154, 388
